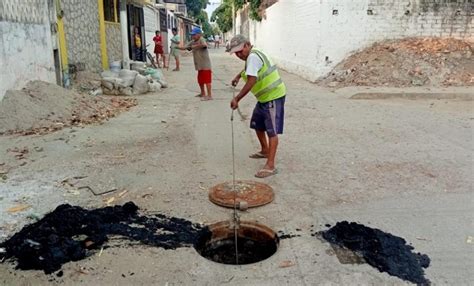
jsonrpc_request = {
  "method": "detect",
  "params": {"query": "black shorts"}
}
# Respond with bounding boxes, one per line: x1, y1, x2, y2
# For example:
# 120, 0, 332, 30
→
250, 96, 285, 137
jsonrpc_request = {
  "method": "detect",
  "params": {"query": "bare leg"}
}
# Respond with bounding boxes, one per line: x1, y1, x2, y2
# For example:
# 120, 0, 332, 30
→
175, 57, 180, 70
162, 54, 166, 68
264, 135, 278, 170
199, 84, 205, 97
206, 83, 212, 99
256, 130, 269, 155
155, 53, 161, 68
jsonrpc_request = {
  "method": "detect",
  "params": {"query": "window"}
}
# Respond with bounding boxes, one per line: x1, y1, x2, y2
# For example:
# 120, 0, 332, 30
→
103, 0, 120, 23
167, 14, 171, 28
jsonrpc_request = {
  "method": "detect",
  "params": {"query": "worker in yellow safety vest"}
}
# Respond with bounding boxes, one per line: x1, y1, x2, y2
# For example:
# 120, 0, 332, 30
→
228, 34, 287, 179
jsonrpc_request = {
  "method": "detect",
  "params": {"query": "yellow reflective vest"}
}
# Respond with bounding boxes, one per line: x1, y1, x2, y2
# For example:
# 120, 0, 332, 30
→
241, 48, 286, 103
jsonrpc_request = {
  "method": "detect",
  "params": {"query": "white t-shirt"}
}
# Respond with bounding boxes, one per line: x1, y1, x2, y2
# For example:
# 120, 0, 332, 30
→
245, 53, 263, 77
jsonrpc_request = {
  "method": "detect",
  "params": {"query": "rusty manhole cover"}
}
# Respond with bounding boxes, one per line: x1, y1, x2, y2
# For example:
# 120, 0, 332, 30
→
209, 180, 274, 208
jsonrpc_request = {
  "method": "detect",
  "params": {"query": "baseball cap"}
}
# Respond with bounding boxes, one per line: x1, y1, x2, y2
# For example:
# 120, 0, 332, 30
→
190, 27, 202, 35
227, 34, 248, 53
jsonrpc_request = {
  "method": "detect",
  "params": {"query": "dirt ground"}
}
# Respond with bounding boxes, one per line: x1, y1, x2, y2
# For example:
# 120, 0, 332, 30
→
319, 38, 474, 88
0, 49, 473, 285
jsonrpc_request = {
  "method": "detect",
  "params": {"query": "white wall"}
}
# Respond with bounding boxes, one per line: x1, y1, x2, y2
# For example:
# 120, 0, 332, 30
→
240, 0, 474, 82
144, 6, 158, 54
0, 0, 55, 100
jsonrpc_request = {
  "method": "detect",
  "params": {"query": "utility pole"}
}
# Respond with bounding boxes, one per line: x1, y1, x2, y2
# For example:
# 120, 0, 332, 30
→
120, 0, 130, 69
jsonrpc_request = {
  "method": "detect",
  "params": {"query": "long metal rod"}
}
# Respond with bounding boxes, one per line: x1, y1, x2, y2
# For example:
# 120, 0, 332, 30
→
231, 87, 239, 265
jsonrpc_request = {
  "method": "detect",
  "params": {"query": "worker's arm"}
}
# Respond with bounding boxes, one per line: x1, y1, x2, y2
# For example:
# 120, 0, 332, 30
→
231, 76, 257, 110
231, 70, 245, 87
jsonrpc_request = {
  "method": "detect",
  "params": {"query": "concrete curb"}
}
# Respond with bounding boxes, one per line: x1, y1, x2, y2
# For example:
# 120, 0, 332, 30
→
350, 92, 474, 100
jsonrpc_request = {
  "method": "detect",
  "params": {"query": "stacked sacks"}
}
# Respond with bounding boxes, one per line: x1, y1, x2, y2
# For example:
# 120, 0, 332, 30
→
101, 68, 167, 96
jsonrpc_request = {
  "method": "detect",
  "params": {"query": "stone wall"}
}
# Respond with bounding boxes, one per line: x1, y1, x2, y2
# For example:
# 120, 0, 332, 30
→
0, 0, 56, 99
62, 0, 102, 72
241, 0, 473, 81
106, 23, 123, 64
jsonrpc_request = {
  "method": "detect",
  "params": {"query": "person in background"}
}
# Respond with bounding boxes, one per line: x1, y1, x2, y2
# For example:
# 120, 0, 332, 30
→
134, 26, 142, 61
178, 27, 212, 101
153, 31, 166, 68
214, 34, 220, 49
170, 28, 180, 71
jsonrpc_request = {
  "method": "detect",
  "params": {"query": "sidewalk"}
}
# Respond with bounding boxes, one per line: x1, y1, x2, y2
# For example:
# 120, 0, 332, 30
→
0, 48, 473, 285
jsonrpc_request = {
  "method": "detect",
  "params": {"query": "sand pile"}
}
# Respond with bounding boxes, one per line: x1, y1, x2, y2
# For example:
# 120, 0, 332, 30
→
0, 81, 137, 135
319, 37, 473, 87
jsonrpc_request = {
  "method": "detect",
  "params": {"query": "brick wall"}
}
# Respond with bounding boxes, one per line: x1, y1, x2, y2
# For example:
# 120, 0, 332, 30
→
241, 0, 473, 82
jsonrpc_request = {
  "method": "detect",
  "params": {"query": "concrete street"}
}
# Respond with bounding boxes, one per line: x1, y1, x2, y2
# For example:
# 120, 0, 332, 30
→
0, 48, 473, 285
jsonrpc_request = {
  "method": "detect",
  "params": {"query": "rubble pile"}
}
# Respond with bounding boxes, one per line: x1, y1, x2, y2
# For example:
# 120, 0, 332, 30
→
319, 37, 473, 87
0, 81, 137, 136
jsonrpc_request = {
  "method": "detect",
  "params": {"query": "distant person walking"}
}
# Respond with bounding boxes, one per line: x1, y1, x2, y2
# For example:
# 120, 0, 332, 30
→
227, 35, 287, 178
214, 34, 220, 49
153, 31, 166, 68
178, 27, 212, 100
170, 28, 180, 71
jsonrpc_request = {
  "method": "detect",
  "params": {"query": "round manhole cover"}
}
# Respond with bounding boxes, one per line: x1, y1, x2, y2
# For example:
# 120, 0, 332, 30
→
208, 180, 274, 208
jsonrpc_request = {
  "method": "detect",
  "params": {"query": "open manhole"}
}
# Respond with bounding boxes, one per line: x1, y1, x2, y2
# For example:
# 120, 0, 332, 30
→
208, 180, 274, 209
195, 220, 279, 265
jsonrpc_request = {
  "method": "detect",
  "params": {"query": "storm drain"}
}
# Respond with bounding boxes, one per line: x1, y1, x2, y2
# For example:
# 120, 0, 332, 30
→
208, 180, 274, 209
195, 220, 279, 265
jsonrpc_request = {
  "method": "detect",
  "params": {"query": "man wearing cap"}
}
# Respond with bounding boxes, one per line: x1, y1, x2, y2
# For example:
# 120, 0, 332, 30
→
228, 35, 286, 178
178, 27, 212, 100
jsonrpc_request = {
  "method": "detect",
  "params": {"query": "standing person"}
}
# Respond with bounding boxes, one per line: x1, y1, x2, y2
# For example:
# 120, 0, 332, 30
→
214, 34, 220, 49
170, 28, 180, 71
228, 35, 286, 178
133, 26, 142, 61
178, 27, 212, 100
153, 31, 166, 68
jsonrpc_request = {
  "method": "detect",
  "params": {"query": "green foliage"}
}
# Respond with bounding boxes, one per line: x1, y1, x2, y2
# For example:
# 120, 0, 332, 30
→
211, 0, 262, 33
185, 0, 208, 18
185, 0, 213, 38
211, 0, 233, 33
248, 0, 262, 21
195, 11, 213, 38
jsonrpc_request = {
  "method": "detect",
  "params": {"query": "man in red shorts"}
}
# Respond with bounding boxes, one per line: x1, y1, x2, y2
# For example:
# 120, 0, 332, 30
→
179, 27, 212, 100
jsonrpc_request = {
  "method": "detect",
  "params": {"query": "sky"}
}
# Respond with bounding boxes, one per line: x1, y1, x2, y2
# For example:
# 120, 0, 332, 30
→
205, 0, 222, 22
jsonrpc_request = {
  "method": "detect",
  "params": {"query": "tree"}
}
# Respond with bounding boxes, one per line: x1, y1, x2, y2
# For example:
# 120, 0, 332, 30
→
185, 0, 208, 18
211, 0, 262, 33
185, 0, 213, 38
211, 0, 233, 33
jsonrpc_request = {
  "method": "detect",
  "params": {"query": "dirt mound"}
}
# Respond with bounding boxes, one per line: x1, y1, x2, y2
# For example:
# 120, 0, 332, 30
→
319, 38, 474, 87
0, 81, 137, 135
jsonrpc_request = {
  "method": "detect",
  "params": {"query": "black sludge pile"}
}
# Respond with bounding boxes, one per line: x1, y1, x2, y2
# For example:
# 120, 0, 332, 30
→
0, 202, 207, 274
322, 221, 430, 286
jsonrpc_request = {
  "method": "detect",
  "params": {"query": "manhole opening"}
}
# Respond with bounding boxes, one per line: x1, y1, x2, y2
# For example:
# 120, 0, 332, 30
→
195, 221, 279, 265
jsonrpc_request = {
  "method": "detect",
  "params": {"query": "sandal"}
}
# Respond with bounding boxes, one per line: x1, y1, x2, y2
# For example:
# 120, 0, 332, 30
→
255, 168, 278, 178
195, 94, 203, 97
249, 152, 267, 159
